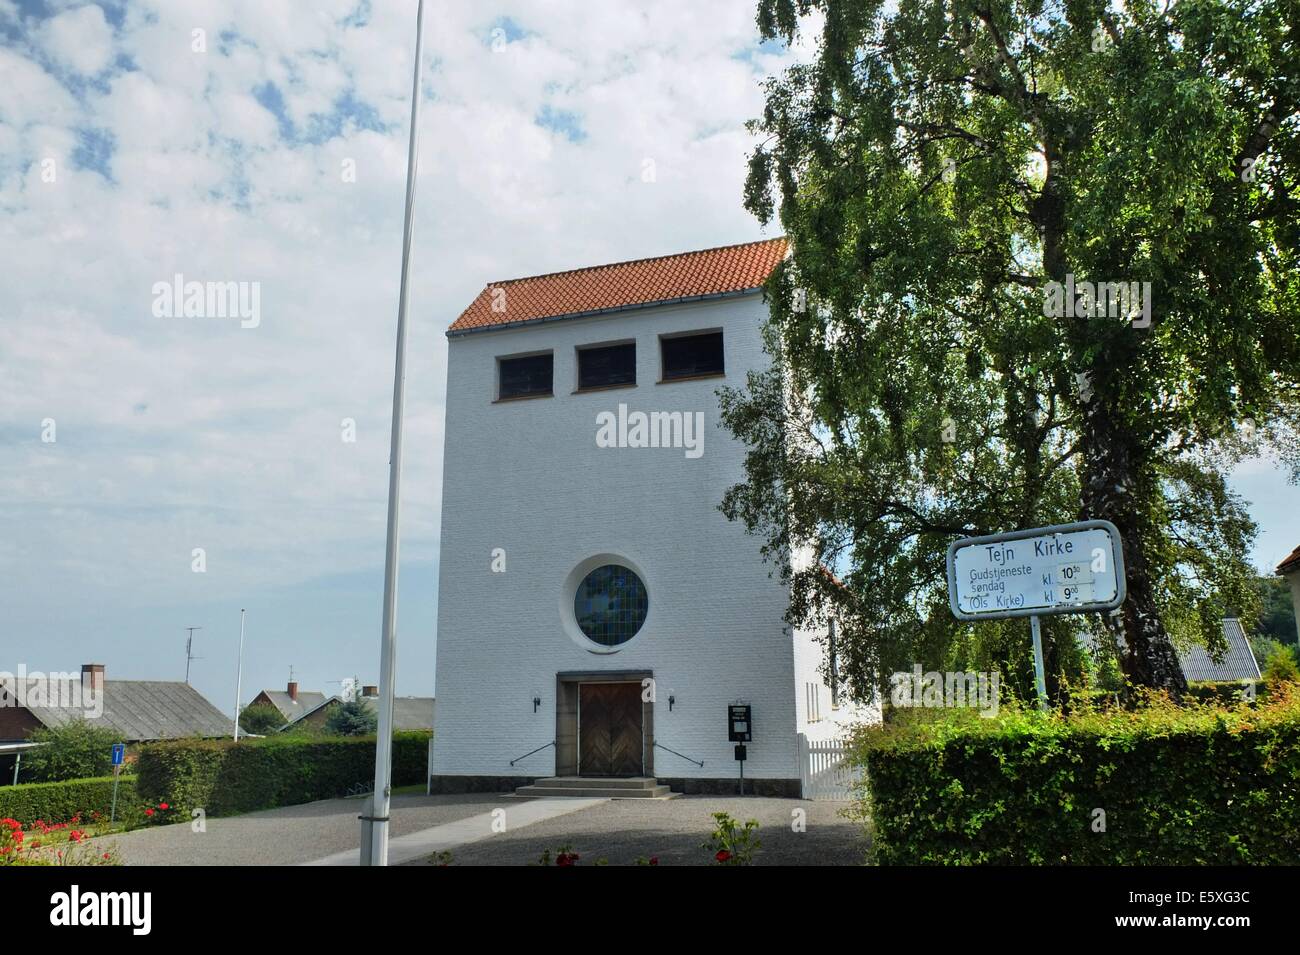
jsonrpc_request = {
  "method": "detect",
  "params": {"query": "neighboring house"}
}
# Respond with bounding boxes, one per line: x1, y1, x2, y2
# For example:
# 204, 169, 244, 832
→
1176, 618, 1262, 683
283, 686, 435, 732
246, 681, 328, 726
1277, 544, 1300, 645
0, 664, 232, 743
430, 238, 870, 798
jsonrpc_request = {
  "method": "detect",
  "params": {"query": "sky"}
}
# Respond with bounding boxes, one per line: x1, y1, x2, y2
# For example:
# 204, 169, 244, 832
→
0, 1, 1295, 720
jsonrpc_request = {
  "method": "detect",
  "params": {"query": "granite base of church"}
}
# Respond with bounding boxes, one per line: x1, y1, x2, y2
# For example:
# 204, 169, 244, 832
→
427, 775, 539, 794
427, 775, 803, 798
658, 777, 802, 798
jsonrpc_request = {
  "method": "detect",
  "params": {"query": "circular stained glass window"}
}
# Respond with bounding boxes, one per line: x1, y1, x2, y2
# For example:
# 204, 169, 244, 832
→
574, 564, 648, 647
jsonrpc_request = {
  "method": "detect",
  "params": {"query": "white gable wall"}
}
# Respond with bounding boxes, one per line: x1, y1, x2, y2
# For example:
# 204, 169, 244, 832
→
432, 292, 803, 781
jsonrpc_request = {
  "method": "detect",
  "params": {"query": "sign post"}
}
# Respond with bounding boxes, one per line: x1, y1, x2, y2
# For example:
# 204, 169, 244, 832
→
109, 743, 125, 824
947, 520, 1126, 710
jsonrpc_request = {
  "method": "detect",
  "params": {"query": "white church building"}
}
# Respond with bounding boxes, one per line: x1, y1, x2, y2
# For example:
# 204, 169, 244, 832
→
429, 238, 867, 797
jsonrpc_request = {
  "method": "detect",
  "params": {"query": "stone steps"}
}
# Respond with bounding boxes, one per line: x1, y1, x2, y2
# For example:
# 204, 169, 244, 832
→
514, 776, 677, 799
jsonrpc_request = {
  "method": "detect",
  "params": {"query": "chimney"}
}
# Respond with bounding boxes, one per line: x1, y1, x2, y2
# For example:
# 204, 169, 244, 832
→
361, 685, 379, 699
81, 664, 105, 694
287, 680, 299, 702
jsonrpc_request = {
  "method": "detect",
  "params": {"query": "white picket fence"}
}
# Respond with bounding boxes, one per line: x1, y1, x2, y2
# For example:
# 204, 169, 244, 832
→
798, 734, 861, 801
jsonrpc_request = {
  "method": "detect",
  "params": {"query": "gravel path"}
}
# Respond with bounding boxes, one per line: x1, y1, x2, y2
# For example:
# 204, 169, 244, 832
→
406, 796, 867, 866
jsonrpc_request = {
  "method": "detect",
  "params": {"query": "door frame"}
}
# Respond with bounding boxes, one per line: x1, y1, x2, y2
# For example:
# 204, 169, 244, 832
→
555, 670, 654, 777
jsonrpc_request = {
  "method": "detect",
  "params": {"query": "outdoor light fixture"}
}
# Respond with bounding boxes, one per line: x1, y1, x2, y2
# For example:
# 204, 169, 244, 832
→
669, 695, 675, 711
533, 696, 541, 713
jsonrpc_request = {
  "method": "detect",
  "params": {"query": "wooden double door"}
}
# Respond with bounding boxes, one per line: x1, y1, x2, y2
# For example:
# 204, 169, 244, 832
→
578, 682, 644, 777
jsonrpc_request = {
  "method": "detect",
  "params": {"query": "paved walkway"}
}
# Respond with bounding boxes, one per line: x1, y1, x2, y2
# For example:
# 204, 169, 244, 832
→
88, 792, 865, 866
88, 793, 505, 866
304, 797, 605, 865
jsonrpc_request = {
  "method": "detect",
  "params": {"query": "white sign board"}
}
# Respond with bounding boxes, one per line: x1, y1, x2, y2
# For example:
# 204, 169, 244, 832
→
947, 520, 1126, 620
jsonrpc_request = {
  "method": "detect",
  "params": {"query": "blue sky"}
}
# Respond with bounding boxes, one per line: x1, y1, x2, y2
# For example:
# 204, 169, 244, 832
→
0, 1, 1295, 720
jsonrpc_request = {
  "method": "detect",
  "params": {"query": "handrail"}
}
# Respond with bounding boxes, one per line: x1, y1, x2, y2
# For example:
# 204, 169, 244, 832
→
509, 740, 555, 767
654, 741, 704, 768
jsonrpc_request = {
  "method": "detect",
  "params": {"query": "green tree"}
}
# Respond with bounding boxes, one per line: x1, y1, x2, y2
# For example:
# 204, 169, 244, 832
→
21, 720, 121, 782
728, 0, 1300, 697
237, 702, 287, 736
1252, 574, 1298, 645
324, 700, 377, 737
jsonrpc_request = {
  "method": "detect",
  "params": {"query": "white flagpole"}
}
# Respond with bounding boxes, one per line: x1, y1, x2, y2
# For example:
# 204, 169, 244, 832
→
365, 0, 426, 866
233, 608, 246, 741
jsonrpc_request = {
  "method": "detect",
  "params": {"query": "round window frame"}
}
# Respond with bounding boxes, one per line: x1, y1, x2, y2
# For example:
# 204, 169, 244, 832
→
560, 554, 651, 654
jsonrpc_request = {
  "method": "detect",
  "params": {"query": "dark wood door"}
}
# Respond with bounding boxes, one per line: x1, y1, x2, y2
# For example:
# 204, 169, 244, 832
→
579, 683, 644, 777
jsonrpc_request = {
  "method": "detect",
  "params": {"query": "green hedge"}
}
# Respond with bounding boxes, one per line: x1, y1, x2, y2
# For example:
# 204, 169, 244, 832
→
135, 731, 430, 817
0, 775, 138, 828
851, 684, 1300, 864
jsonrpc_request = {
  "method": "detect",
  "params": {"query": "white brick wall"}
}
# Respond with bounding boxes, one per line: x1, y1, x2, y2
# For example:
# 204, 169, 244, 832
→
431, 292, 803, 780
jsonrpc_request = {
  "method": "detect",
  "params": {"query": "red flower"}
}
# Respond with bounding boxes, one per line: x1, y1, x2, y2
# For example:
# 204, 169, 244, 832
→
649, 856, 659, 865
103, 853, 111, 860
144, 808, 154, 817
70, 831, 84, 843
159, 803, 169, 811
715, 850, 732, 863
556, 852, 578, 866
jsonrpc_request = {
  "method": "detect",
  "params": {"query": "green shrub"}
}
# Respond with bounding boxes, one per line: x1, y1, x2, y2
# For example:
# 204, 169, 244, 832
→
851, 685, 1300, 864
324, 700, 378, 736
0, 775, 138, 828
238, 702, 287, 735
1263, 645, 1300, 686
135, 731, 430, 817
20, 720, 123, 782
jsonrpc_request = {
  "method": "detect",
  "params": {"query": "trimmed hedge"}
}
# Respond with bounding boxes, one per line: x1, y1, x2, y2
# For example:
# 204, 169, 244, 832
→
0, 775, 137, 828
851, 684, 1300, 864
136, 731, 431, 817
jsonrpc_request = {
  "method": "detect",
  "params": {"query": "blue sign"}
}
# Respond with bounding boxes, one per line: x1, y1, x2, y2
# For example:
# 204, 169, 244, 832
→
111, 743, 125, 766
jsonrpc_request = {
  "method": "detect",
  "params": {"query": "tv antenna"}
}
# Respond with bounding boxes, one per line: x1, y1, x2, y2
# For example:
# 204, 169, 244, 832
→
184, 626, 203, 684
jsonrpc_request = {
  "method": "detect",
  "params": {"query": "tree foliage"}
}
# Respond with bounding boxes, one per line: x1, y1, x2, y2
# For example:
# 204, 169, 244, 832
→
237, 702, 286, 736
20, 720, 120, 783
727, 0, 1300, 699
324, 700, 377, 737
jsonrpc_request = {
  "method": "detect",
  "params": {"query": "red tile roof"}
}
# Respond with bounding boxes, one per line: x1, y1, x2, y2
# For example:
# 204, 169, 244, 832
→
448, 237, 788, 334
1278, 544, 1300, 575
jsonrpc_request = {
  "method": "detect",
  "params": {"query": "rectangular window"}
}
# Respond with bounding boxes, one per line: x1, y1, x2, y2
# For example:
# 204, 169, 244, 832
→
806, 682, 822, 723
660, 331, 723, 381
498, 352, 553, 400
577, 342, 636, 390
829, 618, 841, 709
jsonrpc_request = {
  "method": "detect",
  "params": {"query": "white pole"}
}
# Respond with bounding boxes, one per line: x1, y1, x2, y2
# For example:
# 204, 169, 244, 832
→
1030, 614, 1048, 711
233, 609, 246, 741
365, 0, 426, 866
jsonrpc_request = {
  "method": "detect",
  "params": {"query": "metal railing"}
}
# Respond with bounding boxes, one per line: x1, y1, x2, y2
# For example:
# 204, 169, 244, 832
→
653, 740, 704, 768
509, 740, 555, 767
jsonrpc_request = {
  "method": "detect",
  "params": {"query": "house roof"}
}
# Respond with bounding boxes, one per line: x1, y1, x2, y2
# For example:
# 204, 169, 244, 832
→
447, 237, 789, 335
1177, 618, 1262, 683
1277, 544, 1300, 576
285, 695, 435, 732
2, 679, 232, 742
255, 689, 328, 721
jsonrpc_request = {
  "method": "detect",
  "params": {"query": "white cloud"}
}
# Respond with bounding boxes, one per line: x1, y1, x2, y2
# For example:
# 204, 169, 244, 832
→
40, 3, 114, 76
0, 0, 806, 613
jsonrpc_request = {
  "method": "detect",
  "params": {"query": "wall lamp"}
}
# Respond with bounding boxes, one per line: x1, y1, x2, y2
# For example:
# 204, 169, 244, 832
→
533, 696, 541, 713
668, 695, 675, 712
